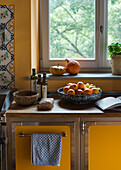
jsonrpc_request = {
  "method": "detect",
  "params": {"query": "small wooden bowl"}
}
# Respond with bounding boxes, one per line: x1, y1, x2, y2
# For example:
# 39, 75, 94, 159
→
13, 90, 39, 106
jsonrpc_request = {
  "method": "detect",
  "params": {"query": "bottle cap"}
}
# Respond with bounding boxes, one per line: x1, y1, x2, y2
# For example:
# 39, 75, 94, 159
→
43, 72, 46, 78
32, 68, 36, 74
38, 74, 41, 79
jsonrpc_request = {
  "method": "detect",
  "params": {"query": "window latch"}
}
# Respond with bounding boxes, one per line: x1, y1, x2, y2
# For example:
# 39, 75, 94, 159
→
100, 25, 103, 34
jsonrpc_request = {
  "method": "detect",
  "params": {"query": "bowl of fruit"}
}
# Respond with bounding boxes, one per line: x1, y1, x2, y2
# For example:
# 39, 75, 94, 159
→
57, 82, 102, 104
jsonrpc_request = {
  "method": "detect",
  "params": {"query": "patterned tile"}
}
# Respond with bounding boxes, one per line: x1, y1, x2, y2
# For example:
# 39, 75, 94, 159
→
7, 61, 14, 74
0, 65, 7, 71
0, 5, 15, 89
0, 50, 10, 64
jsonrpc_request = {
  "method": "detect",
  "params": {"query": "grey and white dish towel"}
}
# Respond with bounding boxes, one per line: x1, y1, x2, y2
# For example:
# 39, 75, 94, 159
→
31, 133, 62, 166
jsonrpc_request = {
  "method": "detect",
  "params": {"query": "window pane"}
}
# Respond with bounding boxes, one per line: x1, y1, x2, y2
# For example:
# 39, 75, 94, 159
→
49, 0, 95, 59
108, 0, 121, 56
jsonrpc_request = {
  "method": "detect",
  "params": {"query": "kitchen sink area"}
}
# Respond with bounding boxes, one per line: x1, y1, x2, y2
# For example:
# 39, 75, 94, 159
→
0, 89, 15, 170
0, 90, 12, 114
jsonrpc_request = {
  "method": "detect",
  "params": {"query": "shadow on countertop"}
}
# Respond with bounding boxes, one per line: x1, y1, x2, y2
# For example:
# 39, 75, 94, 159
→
58, 100, 96, 110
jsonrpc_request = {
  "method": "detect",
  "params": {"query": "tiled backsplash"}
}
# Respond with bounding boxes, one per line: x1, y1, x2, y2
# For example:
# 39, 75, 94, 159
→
0, 5, 15, 89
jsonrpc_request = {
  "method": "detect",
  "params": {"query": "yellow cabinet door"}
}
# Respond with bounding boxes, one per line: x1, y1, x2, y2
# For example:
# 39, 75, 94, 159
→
89, 125, 121, 170
15, 126, 71, 170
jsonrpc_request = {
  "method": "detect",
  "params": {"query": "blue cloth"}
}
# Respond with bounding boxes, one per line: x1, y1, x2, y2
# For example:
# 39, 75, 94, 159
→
31, 133, 62, 166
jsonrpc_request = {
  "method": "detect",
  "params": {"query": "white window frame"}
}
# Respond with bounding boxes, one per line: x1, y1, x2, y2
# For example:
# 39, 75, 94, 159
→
40, 0, 111, 71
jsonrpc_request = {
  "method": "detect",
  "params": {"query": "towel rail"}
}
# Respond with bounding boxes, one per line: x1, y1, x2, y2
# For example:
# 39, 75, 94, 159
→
19, 132, 67, 137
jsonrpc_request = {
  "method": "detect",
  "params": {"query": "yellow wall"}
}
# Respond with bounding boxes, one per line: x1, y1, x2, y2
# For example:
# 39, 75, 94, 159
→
0, 0, 39, 90
31, 0, 39, 73
48, 79, 121, 92
1, 0, 121, 91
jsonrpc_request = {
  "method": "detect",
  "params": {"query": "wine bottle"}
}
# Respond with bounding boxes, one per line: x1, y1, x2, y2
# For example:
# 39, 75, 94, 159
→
42, 72, 47, 98
30, 68, 37, 92
37, 74, 42, 100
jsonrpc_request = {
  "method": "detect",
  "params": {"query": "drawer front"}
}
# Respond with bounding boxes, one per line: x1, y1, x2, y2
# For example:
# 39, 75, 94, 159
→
15, 126, 71, 170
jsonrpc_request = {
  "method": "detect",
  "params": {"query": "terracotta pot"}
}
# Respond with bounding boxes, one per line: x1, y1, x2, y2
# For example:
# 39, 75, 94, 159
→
111, 55, 121, 75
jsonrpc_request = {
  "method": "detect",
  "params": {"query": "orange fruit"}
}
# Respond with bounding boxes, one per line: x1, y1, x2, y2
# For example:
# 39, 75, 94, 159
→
69, 83, 78, 91
63, 86, 70, 94
77, 82, 85, 89
89, 85, 94, 89
83, 88, 92, 95
67, 89, 75, 95
67, 83, 74, 86
91, 88, 99, 94
76, 89, 83, 95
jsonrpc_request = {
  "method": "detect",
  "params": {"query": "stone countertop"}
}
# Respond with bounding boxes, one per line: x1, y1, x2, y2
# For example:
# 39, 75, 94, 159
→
6, 99, 121, 118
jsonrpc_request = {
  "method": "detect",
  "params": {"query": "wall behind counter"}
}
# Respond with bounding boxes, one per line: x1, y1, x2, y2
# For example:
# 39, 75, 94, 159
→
0, 0, 39, 90
48, 79, 121, 92
1, 0, 121, 92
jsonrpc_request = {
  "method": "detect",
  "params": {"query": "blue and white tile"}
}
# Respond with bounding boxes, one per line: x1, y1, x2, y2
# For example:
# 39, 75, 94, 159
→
0, 6, 12, 23
0, 71, 11, 87
0, 5, 15, 89
0, 50, 10, 65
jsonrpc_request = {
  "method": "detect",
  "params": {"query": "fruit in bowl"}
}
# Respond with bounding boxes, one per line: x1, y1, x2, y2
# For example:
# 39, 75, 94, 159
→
91, 88, 100, 94
62, 81, 101, 95
76, 89, 83, 95
83, 88, 92, 95
58, 81, 102, 104
67, 89, 75, 95
63, 86, 70, 93
69, 83, 78, 91
77, 81, 85, 90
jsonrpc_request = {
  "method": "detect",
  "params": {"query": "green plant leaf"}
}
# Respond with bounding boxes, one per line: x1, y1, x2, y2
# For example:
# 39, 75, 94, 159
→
108, 42, 121, 58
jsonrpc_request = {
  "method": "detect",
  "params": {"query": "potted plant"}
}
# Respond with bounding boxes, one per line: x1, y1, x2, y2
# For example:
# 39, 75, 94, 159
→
108, 42, 121, 75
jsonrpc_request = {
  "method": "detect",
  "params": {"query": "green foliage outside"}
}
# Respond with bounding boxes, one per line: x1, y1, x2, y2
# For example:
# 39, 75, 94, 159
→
108, 0, 121, 46
50, 0, 95, 59
49, 0, 121, 59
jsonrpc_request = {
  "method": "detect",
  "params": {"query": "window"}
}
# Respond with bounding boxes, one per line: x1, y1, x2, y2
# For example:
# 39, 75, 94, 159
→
40, 0, 121, 71
49, 0, 95, 60
108, 0, 121, 55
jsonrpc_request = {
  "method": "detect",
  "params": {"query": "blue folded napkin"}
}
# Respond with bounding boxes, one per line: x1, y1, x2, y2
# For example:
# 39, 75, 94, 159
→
31, 133, 62, 166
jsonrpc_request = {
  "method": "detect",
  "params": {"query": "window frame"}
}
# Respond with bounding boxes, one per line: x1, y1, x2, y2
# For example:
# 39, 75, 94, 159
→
39, 0, 111, 71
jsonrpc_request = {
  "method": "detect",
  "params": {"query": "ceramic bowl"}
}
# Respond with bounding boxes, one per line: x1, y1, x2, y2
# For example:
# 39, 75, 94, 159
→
57, 87, 102, 104
13, 90, 39, 106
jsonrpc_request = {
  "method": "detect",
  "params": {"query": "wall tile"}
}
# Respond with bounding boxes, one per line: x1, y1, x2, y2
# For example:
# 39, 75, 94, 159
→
0, 5, 15, 89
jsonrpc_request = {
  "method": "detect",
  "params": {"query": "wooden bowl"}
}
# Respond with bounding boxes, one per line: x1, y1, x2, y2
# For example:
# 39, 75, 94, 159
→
13, 90, 39, 106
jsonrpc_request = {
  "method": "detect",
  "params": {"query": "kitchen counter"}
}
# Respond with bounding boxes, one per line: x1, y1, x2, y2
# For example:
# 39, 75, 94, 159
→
6, 99, 121, 117
6, 98, 121, 170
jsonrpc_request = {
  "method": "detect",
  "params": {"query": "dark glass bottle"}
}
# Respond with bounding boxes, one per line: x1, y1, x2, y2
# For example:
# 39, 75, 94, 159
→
37, 74, 42, 100
30, 68, 37, 92
42, 72, 47, 98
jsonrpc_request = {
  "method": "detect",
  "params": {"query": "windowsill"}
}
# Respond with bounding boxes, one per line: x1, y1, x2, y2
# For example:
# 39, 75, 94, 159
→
26, 73, 121, 80
47, 73, 121, 80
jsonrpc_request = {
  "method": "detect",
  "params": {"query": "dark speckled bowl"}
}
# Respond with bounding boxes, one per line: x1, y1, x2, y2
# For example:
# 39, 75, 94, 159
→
57, 87, 102, 105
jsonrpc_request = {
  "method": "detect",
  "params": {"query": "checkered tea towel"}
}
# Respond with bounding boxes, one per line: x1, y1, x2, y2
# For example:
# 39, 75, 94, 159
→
31, 133, 62, 166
